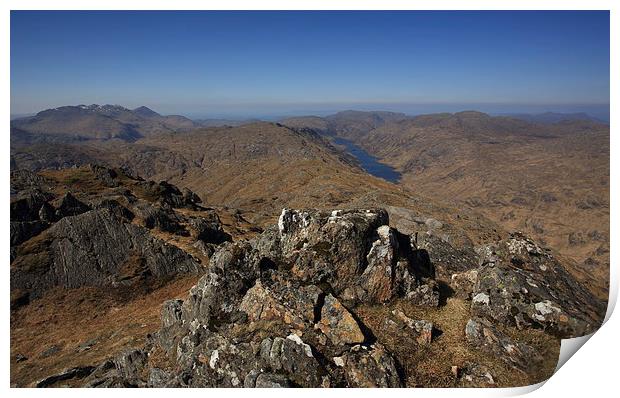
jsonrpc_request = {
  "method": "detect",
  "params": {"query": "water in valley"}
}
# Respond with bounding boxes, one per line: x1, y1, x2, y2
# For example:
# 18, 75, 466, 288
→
332, 137, 401, 183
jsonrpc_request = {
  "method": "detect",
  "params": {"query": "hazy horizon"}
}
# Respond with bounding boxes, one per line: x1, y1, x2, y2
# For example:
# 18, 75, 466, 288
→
10, 102, 611, 123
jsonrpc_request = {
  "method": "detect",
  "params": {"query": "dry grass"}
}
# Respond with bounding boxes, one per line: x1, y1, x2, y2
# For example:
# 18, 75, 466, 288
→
10, 275, 199, 387
355, 295, 560, 388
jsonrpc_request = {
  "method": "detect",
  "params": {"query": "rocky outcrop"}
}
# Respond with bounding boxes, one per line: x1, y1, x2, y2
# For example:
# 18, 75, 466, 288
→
54, 192, 91, 219
187, 213, 231, 244
65, 208, 431, 387
317, 294, 365, 345
10, 208, 202, 300
339, 344, 402, 387
471, 233, 604, 338
20, 207, 604, 388
277, 209, 434, 305
134, 180, 202, 209
465, 318, 543, 372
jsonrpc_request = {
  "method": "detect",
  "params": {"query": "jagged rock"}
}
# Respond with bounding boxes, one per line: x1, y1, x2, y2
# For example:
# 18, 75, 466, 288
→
133, 202, 187, 235
405, 282, 440, 307
465, 318, 542, 372
240, 279, 321, 329
10, 220, 49, 246
188, 213, 231, 244
35, 366, 96, 387
340, 344, 402, 387
277, 208, 422, 305
147, 368, 175, 387
192, 240, 218, 258
182, 187, 202, 206
358, 225, 406, 303
10, 169, 52, 193
38, 202, 56, 222
114, 349, 148, 386
182, 241, 257, 326
450, 269, 478, 299
135, 180, 202, 209
54, 192, 91, 219
89, 164, 120, 187
10, 208, 201, 299
471, 233, 604, 338
161, 299, 184, 328
82, 360, 133, 387
93, 199, 134, 221
391, 309, 433, 345
11, 189, 53, 222
259, 334, 324, 387
254, 373, 292, 388
316, 294, 365, 346
415, 232, 479, 279
455, 362, 495, 387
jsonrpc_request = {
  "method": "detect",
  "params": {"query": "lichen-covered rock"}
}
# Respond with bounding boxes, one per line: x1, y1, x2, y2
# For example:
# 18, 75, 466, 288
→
182, 241, 257, 326
391, 309, 433, 345
253, 373, 292, 388
259, 334, 325, 387
450, 269, 478, 299
471, 233, 604, 338
161, 299, 184, 328
465, 318, 542, 372
405, 282, 440, 307
317, 294, 365, 346
454, 362, 495, 387
340, 344, 402, 387
240, 279, 320, 329
276, 208, 422, 305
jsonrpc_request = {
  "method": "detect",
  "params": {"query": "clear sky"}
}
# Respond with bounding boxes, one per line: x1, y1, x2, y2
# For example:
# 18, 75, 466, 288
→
10, 11, 610, 119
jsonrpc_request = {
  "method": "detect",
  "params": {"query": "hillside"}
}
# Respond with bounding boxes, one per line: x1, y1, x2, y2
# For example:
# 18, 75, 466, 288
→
283, 111, 610, 299
10, 165, 605, 387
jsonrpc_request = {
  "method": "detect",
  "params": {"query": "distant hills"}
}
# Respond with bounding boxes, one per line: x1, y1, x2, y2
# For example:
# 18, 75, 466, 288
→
10, 105, 199, 141
496, 111, 607, 125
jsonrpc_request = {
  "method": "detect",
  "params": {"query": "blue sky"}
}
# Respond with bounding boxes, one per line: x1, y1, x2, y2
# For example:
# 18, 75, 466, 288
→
11, 11, 610, 119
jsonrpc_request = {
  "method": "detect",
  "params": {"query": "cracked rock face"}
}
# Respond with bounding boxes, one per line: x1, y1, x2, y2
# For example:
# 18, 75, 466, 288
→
10, 208, 202, 300
317, 294, 365, 346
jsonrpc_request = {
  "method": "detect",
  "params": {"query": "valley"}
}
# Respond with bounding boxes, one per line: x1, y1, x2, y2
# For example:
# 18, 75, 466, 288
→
9, 104, 609, 388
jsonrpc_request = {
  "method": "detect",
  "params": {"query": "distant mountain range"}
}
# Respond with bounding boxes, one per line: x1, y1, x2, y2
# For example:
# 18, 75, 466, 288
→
11, 105, 200, 141
11, 104, 606, 142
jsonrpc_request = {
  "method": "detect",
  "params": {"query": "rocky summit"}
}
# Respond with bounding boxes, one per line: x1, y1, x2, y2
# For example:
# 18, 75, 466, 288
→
12, 188, 602, 387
